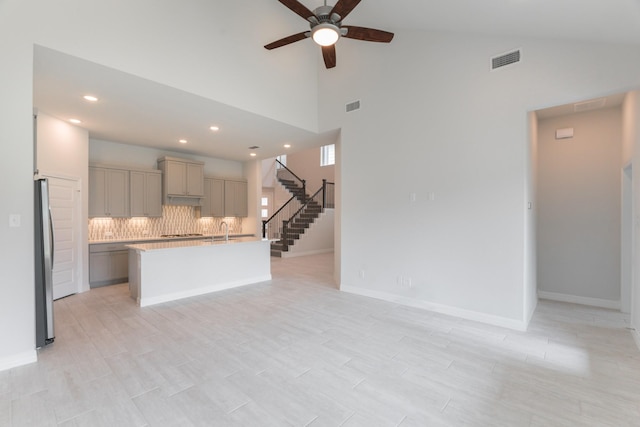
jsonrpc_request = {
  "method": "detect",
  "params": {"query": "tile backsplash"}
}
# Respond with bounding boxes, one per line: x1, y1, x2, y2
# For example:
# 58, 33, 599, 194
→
89, 205, 243, 241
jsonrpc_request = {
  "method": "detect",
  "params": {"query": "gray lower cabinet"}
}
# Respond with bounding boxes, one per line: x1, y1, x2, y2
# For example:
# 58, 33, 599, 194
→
89, 243, 129, 287
130, 170, 162, 217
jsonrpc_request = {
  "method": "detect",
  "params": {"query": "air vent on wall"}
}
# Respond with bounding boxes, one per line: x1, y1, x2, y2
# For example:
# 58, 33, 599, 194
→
491, 49, 521, 70
346, 100, 361, 113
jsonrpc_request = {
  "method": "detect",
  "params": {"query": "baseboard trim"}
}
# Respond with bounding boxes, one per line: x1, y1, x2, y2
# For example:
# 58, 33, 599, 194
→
281, 249, 334, 258
139, 275, 272, 307
632, 328, 640, 352
0, 350, 37, 372
537, 291, 621, 310
340, 285, 527, 331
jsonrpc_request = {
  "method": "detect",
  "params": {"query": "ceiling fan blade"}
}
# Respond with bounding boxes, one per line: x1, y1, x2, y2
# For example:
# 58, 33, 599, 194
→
278, 0, 316, 21
343, 26, 394, 43
264, 32, 309, 50
322, 45, 337, 69
330, 0, 361, 21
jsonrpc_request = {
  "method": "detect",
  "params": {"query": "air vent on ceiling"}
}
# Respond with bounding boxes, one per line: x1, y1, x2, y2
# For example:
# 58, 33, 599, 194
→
491, 49, 521, 71
346, 100, 361, 113
574, 98, 606, 113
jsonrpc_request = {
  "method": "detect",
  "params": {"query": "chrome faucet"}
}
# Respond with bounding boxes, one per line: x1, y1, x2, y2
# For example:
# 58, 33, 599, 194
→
221, 221, 229, 242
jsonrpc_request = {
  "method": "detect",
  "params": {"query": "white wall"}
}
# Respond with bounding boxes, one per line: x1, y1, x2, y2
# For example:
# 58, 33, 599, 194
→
36, 112, 89, 293
261, 158, 277, 188
624, 90, 640, 346
0, 25, 38, 369
37, 1, 319, 131
525, 111, 538, 323
537, 107, 622, 307
243, 160, 262, 237
319, 30, 640, 329
0, 0, 319, 369
622, 92, 637, 166
286, 144, 336, 192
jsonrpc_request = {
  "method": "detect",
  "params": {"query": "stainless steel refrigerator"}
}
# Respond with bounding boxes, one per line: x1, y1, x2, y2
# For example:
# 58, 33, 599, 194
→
35, 178, 55, 347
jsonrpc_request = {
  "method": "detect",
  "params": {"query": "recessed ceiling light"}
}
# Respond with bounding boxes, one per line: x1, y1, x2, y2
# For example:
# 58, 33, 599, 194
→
179, 139, 187, 144
250, 153, 257, 157
83, 95, 98, 102
69, 118, 82, 124
284, 144, 291, 148
210, 126, 219, 132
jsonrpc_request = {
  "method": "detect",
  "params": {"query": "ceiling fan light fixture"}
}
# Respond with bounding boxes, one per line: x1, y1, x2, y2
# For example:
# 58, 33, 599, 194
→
312, 23, 340, 46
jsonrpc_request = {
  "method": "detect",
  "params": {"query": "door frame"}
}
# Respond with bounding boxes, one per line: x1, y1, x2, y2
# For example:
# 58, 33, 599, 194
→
622, 163, 633, 313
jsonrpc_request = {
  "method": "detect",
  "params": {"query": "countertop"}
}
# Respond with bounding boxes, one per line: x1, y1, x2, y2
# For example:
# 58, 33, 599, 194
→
126, 236, 267, 252
89, 234, 254, 245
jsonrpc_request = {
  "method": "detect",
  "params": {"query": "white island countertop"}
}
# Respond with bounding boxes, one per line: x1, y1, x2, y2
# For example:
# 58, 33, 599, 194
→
126, 236, 264, 252
127, 236, 271, 307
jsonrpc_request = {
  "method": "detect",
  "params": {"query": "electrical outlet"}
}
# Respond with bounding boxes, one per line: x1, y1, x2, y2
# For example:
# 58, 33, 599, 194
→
403, 277, 413, 288
9, 214, 21, 228
359, 269, 365, 279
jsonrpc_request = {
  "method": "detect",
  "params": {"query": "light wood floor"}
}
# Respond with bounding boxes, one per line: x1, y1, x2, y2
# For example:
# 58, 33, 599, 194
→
2, 253, 640, 426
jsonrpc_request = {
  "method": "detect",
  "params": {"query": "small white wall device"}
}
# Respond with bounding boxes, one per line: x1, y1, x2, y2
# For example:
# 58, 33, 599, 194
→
555, 127, 574, 140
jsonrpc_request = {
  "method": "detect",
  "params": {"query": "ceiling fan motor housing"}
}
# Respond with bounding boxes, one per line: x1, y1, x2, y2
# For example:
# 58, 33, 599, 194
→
310, 5, 341, 27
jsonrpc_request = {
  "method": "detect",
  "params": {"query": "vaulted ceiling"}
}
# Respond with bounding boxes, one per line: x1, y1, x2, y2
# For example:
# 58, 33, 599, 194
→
33, 1, 640, 162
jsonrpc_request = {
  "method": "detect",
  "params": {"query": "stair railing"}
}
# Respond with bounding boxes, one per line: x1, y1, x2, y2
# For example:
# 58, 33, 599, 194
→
322, 180, 335, 209
262, 172, 335, 250
262, 194, 303, 241
276, 159, 306, 203
264, 181, 335, 246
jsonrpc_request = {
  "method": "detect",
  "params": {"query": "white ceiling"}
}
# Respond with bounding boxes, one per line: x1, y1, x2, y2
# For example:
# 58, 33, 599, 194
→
33, 46, 339, 162
33, 1, 640, 162
328, 0, 640, 45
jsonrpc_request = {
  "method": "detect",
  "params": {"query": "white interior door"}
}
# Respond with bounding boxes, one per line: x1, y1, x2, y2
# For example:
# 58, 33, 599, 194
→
46, 175, 81, 300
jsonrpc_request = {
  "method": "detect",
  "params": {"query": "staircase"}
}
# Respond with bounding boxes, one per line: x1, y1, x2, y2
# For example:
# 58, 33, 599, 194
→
269, 177, 323, 257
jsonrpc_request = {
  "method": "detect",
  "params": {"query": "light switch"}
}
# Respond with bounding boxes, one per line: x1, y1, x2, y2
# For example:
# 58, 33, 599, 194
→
9, 214, 21, 228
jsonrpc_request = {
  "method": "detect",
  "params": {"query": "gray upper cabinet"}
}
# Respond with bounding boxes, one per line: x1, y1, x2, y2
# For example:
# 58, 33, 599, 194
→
224, 180, 248, 217
89, 166, 130, 218
158, 157, 204, 205
200, 177, 225, 217
130, 170, 162, 217
186, 163, 204, 196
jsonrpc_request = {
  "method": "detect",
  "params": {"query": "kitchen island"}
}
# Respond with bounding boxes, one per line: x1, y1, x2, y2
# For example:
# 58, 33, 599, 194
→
127, 237, 271, 307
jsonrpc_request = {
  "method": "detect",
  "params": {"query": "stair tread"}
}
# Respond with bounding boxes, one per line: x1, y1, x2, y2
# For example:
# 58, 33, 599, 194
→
271, 174, 329, 256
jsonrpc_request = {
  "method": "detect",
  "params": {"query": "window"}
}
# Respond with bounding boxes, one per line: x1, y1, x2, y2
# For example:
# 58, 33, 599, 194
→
276, 154, 287, 168
320, 144, 335, 167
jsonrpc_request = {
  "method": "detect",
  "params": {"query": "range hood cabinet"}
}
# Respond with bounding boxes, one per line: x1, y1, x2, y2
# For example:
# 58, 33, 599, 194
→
158, 156, 205, 206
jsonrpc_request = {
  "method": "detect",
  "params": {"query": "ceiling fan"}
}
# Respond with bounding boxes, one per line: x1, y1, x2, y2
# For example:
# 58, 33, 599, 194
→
265, 0, 394, 69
